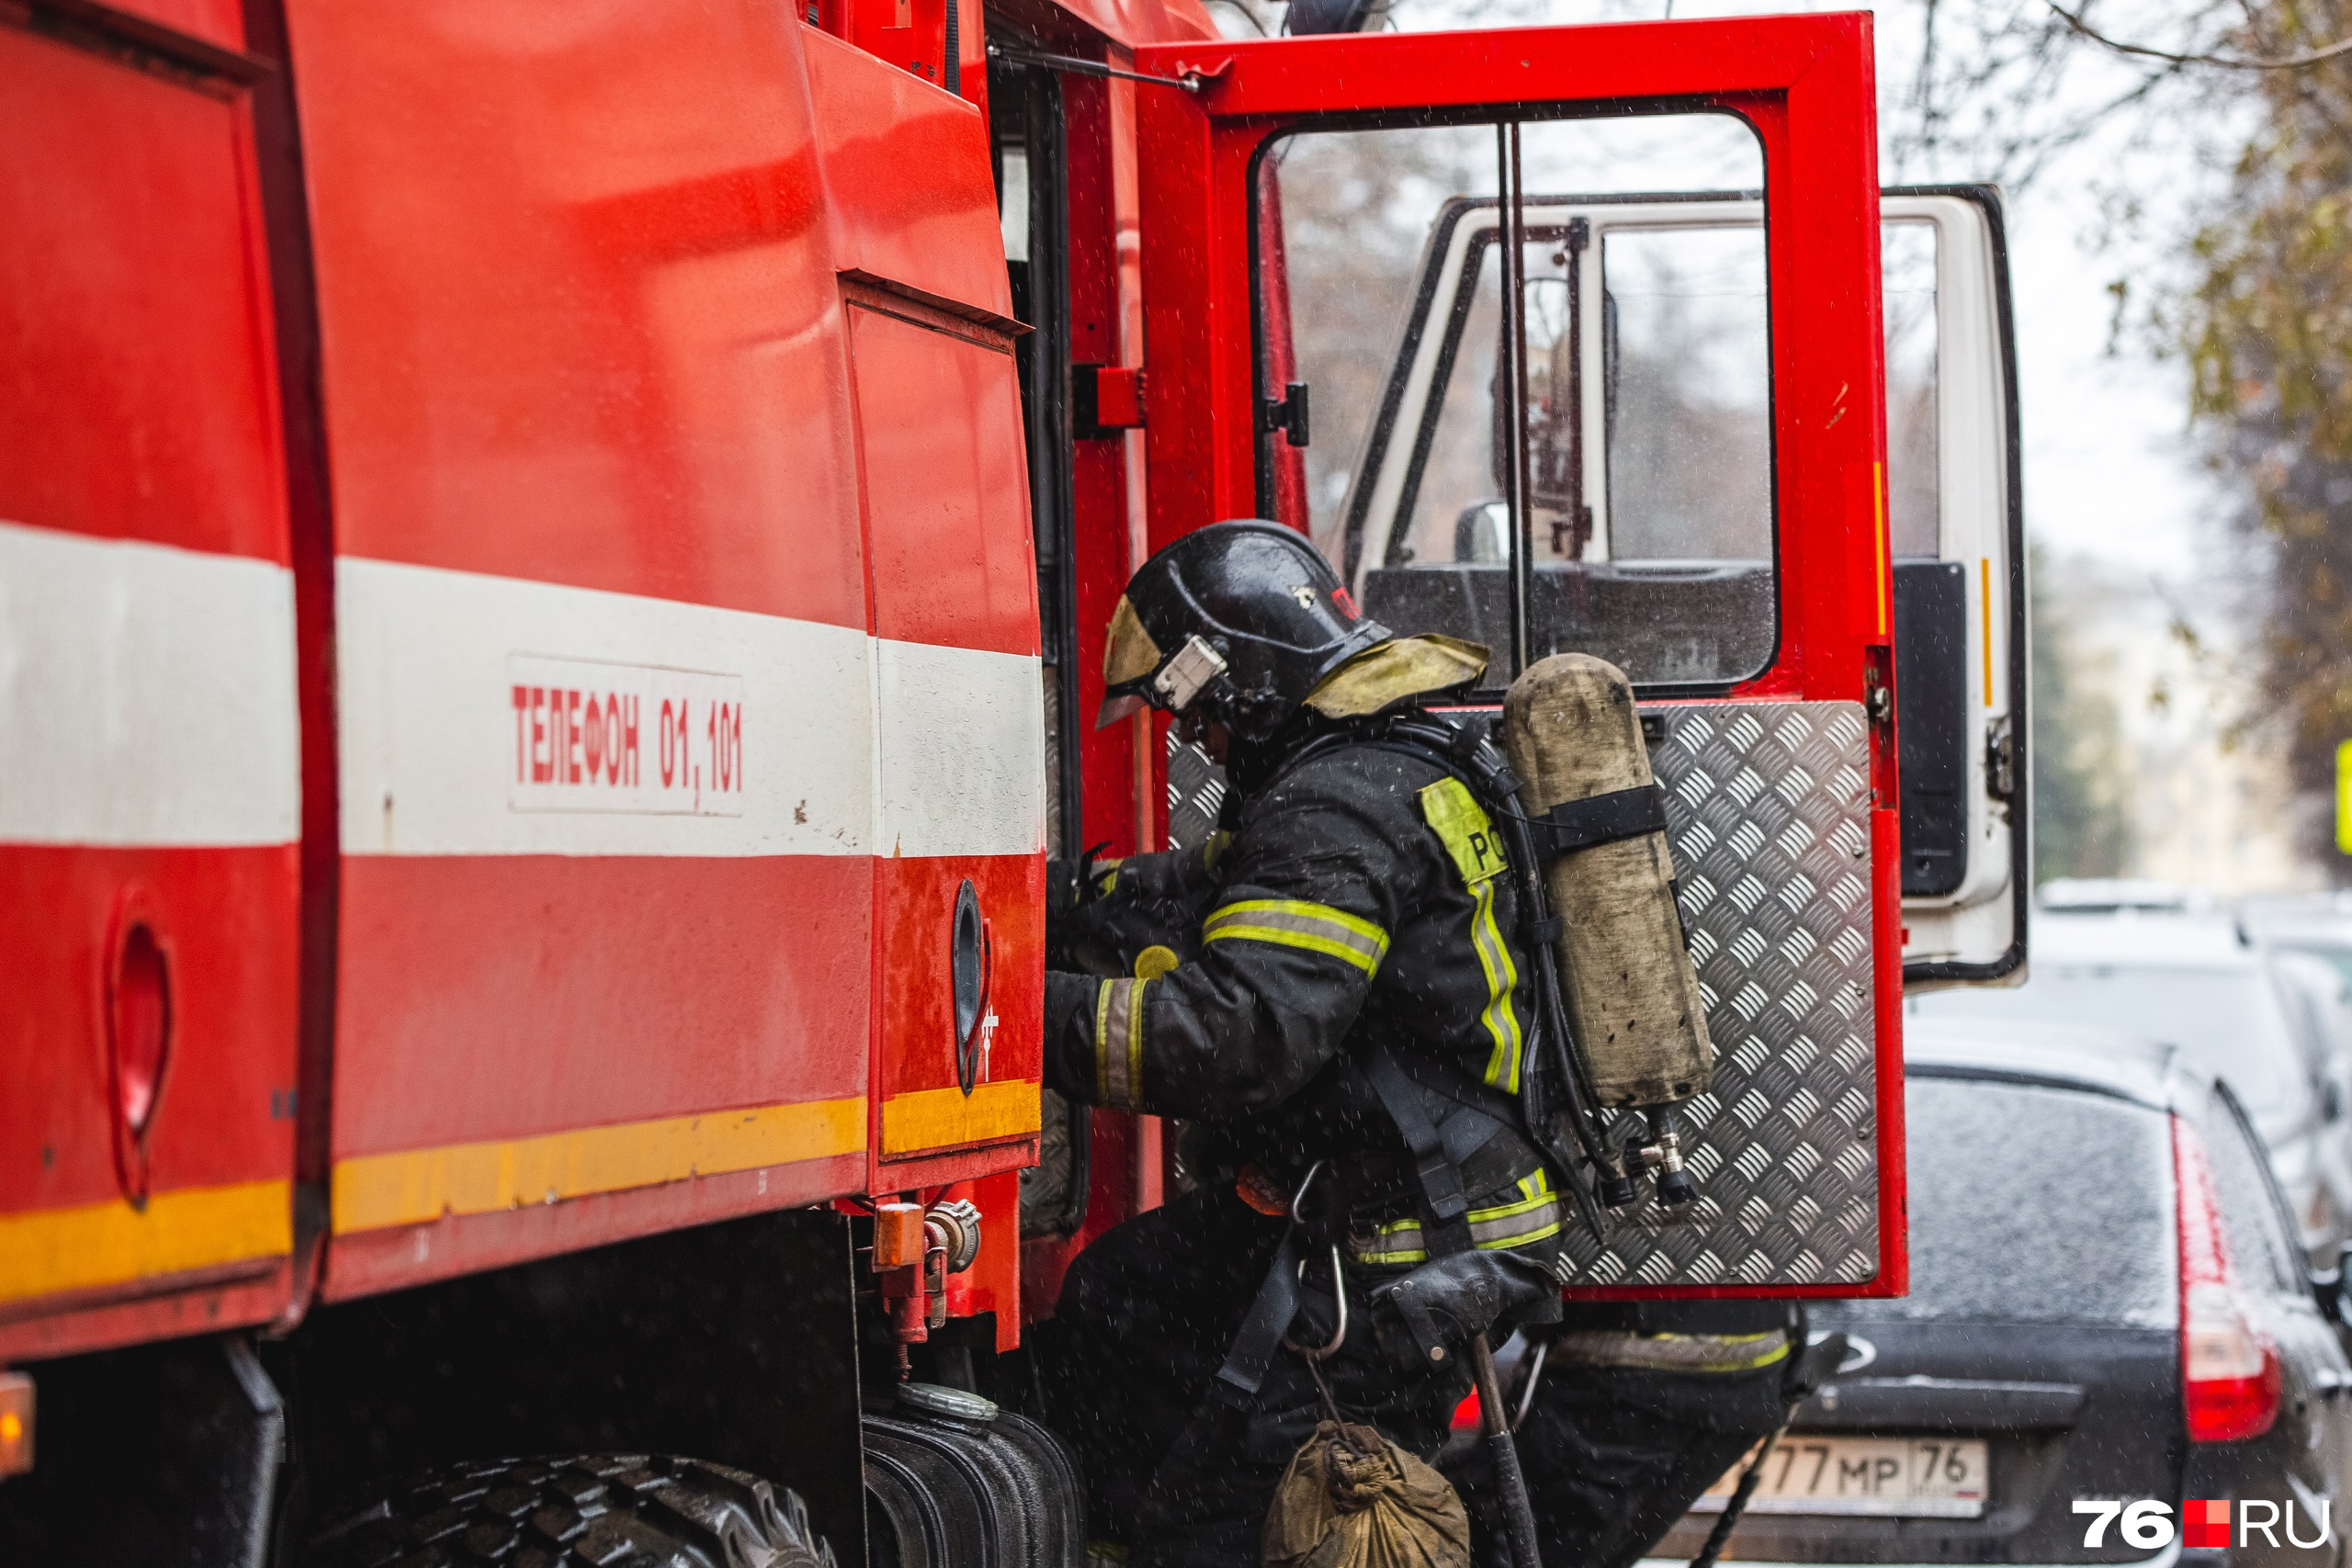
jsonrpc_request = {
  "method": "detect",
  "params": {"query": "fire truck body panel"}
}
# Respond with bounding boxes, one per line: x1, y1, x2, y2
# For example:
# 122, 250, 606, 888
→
0, 20, 303, 1364
0, 0, 1057, 1348
86, 0, 249, 54
283, 0, 1046, 1300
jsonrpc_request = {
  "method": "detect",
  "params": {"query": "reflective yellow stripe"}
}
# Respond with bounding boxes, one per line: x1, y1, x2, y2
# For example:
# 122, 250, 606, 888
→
1094, 976, 1148, 1111
882, 1082, 1040, 1156
1467, 876, 1524, 1089
333, 1098, 868, 1235
1472, 1171, 1566, 1249
1202, 898, 1389, 976
1353, 1236, 1431, 1267
1419, 780, 1524, 1089
0, 1179, 292, 1305
1093, 981, 1116, 1104
1350, 1170, 1564, 1265
1550, 1330, 1793, 1373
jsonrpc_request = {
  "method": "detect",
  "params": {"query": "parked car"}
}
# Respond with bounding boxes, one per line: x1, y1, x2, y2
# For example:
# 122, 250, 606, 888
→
2239, 896, 2352, 987
1915, 912, 2352, 1260
1643, 1021, 2352, 1568
2242, 899, 2352, 1133
2036, 878, 2212, 915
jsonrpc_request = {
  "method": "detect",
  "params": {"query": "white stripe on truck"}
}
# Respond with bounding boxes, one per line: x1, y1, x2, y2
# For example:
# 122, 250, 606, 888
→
0, 521, 300, 848
336, 556, 1043, 860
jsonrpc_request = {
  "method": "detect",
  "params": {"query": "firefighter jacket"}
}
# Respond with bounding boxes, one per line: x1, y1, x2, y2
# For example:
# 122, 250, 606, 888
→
1043, 731, 1568, 1271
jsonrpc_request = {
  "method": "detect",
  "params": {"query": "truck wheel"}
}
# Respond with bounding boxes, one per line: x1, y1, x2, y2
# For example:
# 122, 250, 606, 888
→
300, 1453, 836, 1568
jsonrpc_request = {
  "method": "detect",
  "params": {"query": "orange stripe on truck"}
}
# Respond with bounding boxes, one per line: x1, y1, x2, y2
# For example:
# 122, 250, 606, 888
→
331, 1096, 868, 1235
0, 1179, 292, 1306
881, 1081, 1041, 1156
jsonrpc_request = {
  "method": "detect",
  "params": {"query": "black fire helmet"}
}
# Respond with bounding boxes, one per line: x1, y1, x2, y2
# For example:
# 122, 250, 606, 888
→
1096, 520, 1391, 741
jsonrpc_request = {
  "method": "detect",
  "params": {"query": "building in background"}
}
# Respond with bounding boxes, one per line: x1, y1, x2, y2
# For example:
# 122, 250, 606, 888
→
2032, 547, 2319, 894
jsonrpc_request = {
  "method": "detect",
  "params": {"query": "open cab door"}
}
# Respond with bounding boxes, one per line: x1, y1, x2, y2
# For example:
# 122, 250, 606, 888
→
1882, 188, 2026, 985
1136, 17, 1937, 1295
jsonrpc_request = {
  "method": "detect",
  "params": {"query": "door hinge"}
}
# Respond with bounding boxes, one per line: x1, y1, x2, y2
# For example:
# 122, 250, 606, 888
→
1862, 643, 1896, 808
1075, 364, 1146, 438
1260, 381, 1310, 447
1984, 712, 2016, 800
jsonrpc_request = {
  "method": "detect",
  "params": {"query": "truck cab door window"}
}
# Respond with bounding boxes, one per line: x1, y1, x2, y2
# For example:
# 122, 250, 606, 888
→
1264, 112, 1778, 689
1599, 225, 1771, 567
1884, 220, 1940, 557
1252, 122, 1498, 564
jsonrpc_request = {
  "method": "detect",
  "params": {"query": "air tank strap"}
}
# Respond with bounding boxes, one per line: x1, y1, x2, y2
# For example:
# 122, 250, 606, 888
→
1523, 783, 1669, 860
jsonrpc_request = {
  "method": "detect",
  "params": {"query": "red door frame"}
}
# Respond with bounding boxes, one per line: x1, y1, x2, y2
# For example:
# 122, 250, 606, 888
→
1131, 15, 1908, 1297
1134, 14, 1889, 705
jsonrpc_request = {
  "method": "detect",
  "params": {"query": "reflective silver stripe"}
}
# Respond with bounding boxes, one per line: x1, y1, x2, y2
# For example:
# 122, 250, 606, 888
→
1201, 898, 1389, 976
1550, 1330, 1792, 1372
1350, 1179, 1565, 1265
1095, 976, 1148, 1111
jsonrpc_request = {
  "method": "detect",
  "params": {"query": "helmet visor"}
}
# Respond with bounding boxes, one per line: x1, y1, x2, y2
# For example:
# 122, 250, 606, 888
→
1102, 596, 1162, 687
1097, 594, 1164, 728
1096, 692, 1149, 730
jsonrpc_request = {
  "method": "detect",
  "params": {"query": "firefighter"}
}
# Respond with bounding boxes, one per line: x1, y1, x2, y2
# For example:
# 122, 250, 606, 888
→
1033, 520, 1572, 1567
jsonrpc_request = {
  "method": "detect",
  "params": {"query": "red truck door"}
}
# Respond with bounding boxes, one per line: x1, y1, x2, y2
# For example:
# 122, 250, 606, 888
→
0, 17, 302, 1359
1134, 16, 1912, 1296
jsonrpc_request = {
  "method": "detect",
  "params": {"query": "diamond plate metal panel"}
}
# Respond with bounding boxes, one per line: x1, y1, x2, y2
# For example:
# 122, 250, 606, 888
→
1163, 703, 1880, 1289
1555, 699, 1878, 1288
1168, 732, 1226, 851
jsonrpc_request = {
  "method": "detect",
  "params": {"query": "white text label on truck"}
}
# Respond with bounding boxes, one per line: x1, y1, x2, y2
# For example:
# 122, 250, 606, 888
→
507, 656, 744, 817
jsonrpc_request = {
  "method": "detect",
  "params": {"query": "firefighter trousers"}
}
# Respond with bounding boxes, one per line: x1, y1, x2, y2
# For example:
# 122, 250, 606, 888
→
1033, 1184, 1470, 1568
1488, 1339, 1793, 1568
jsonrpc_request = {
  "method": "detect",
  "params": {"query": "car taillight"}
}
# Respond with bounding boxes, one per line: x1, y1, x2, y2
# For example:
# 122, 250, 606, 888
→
2174, 1113, 2282, 1442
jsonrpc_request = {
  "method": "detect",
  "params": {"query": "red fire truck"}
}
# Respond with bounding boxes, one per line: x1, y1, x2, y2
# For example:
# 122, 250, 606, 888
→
0, 0, 2025, 1559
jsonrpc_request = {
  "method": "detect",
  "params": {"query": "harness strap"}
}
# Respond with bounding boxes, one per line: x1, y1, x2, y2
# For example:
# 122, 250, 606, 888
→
1211, 1226, 1303, 1404
1525, 783, 1668, 859
1436, 1100, 1503, 1168
1363, 1048, 1475, 1257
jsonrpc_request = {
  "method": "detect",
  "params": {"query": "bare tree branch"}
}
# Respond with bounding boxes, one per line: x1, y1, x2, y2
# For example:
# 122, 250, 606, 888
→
2045, 0, 2352, 68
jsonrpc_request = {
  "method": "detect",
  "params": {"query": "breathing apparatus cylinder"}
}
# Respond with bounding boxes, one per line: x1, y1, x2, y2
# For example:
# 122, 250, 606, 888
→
1501, 653, 1713, 1112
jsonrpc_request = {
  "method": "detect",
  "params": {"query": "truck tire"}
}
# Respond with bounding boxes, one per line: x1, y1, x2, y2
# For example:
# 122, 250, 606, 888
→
300, 1453, 836, 1568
